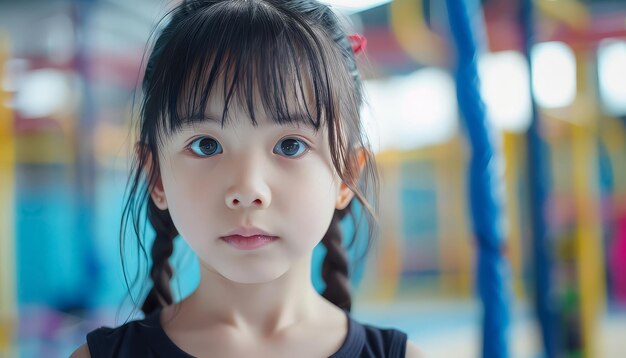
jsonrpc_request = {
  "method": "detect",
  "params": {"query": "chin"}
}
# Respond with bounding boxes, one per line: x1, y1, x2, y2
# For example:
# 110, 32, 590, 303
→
221, 268, 288, 284
210, 259, 291, 285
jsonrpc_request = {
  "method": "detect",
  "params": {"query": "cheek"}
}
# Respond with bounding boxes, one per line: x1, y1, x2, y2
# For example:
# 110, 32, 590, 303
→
159, 159, 222, 239
279, 163, 339, 244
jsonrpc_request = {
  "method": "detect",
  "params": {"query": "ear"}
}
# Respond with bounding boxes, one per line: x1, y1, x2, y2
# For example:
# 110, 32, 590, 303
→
136, 143, 169, 211
335, 148, 366, 210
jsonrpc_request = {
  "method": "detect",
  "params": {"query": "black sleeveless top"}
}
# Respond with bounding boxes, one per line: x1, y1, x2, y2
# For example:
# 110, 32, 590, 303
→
86, 309, 407, 357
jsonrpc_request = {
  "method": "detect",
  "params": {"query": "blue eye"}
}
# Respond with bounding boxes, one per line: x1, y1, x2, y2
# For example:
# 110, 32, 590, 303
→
189, 137, 223, 157
274, 138, 308, 158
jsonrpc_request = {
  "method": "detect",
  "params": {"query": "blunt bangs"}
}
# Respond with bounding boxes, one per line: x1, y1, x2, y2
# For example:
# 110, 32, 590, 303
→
141, 1, 343, 143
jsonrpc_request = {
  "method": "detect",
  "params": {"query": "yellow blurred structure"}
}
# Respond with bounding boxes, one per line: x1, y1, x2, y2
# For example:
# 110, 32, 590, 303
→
368, 133, 529, 301
389, 0, 448, 66
570, 48, 606, 358
502, 132, 526, 298
0, 30, 16, 356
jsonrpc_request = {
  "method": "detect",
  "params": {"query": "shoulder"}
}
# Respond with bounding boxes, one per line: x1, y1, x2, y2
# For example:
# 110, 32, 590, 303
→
70, 343, 91, 358
360, 324, 424, 358
345, 316, 409, 358
405, 340, 424, 358
82, 313, 161, 358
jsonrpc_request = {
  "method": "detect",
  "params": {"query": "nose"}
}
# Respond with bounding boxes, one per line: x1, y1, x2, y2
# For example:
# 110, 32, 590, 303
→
224, 162, 271, 210
225, 186, 270, 210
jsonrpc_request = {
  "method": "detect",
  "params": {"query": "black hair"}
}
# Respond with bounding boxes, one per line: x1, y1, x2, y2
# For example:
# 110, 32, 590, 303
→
120, 0, 379, 316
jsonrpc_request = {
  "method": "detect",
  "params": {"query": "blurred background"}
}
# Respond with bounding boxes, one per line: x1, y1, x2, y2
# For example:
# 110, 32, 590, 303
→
1, 0, 626, 357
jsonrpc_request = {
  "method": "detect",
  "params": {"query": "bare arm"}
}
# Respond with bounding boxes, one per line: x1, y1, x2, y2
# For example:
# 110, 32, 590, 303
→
405, 340, 424, 358
69, 343, 91, 358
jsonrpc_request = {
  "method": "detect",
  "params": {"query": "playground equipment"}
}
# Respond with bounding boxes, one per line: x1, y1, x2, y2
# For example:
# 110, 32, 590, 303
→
378, 1, 620, 356
446, 0, 511, 357
520, 0, 557, 356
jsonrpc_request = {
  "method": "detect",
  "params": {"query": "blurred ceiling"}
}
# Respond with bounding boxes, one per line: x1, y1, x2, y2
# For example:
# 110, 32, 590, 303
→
1, 0, 625, 75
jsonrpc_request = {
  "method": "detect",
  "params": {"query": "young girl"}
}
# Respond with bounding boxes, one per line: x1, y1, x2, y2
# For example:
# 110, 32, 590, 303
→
73, 0, 420, 356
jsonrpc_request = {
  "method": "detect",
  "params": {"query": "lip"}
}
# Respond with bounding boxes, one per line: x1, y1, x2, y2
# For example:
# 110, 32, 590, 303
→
220, 227, 279, 250
222, 227, 276, 237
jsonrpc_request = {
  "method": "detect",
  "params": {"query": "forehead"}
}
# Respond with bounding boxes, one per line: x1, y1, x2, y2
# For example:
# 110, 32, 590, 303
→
172, 58, 322, 132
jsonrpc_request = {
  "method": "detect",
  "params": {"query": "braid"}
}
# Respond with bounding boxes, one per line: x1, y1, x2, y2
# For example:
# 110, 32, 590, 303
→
321, 208, 351, 311
141, 198, 179, 315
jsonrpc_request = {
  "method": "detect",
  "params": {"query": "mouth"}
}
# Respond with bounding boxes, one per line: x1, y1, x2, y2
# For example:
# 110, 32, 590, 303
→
220, 235, 279, 250
220, 227, 279, 250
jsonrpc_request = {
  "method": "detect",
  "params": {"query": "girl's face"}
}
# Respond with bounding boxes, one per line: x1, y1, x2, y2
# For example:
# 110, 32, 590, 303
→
150, 94, 354, 284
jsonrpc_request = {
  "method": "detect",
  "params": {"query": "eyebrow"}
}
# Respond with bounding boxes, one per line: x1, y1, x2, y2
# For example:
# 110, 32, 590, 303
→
179, 112, 320, 131
181, 114, 221, 125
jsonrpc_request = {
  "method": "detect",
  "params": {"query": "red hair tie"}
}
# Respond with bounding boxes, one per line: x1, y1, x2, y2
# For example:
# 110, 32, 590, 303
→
348, 34, 367, 54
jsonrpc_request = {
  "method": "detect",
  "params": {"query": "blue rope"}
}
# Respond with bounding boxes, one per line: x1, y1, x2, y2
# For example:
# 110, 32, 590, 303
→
520, 0, 557, 356
445, 1, 510, 357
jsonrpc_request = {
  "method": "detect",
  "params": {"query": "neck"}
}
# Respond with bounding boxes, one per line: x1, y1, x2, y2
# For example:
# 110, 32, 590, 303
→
182, 254, 326, 334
